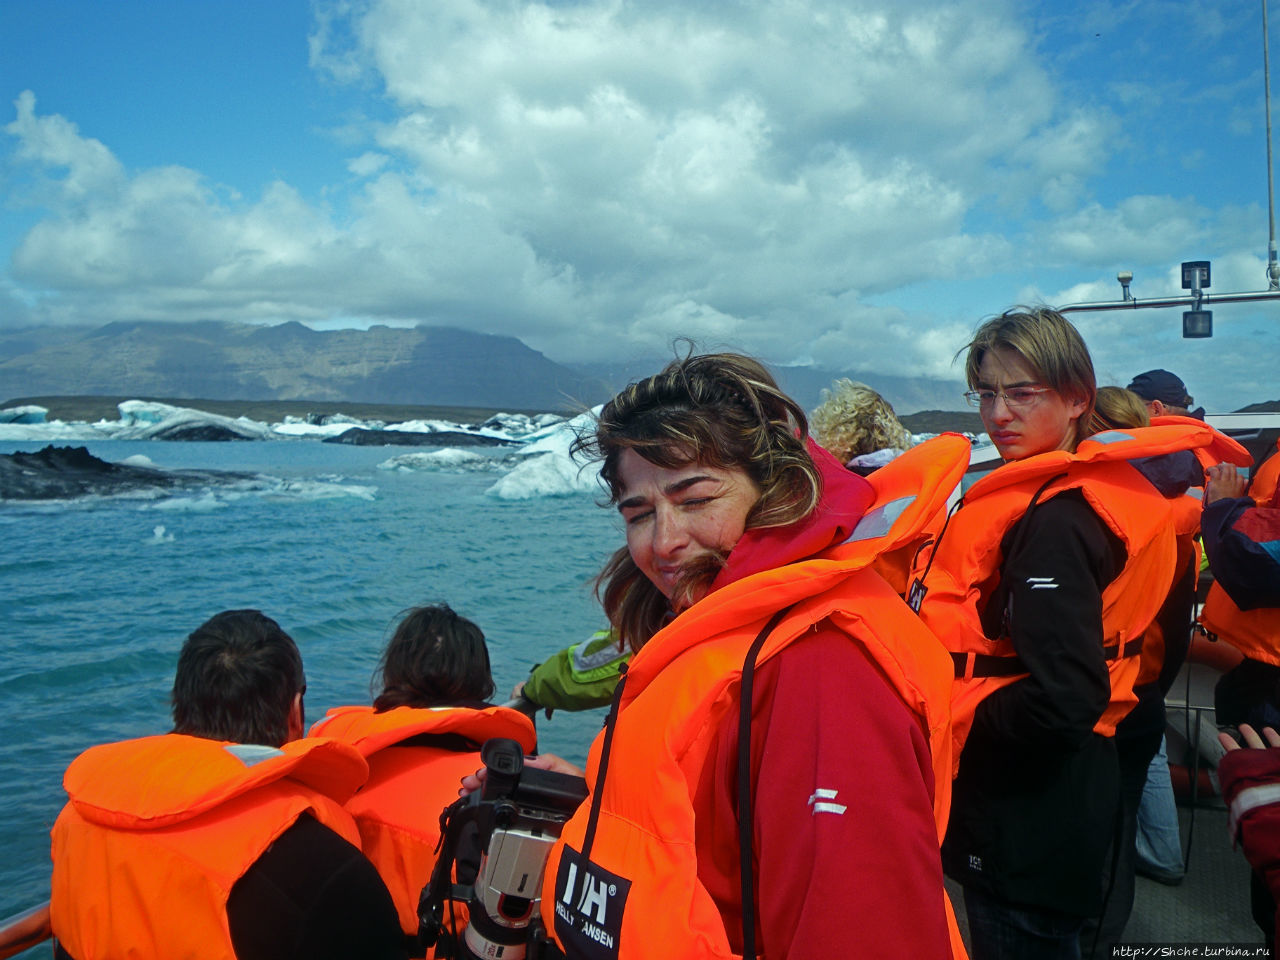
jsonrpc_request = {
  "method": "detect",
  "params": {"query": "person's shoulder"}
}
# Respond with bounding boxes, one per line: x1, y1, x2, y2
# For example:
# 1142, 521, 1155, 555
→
1033, 486, 1101, 526
769, 626, 917, 715
1017, 488, 1125, 570
1129, 449, 1200, 497
230, 816, 407, 960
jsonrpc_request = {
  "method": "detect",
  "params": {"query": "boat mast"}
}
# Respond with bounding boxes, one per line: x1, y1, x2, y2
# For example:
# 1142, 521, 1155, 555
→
1265, 0, 1279, 288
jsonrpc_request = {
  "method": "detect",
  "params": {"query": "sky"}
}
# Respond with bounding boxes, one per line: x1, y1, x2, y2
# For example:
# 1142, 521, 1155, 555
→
2, 0, 1279, 412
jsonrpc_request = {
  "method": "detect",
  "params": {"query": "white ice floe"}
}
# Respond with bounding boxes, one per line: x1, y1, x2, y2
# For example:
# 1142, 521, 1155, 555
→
514, 408, 597, 456
377, 449, 508, 473
147, 524, 175, 543
271, 415, 378, 439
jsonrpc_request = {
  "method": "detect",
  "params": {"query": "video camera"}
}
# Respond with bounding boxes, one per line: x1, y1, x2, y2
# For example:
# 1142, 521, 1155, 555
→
418, 737, 588, 960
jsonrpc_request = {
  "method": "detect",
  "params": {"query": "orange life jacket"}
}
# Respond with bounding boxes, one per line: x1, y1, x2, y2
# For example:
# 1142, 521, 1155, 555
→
1135, 488, 1204, 688
913, 422, 1250, 763
50, 734, 366, 960
1253, 441, 1280, 509
542, 435, 972, 960
309, 704, 536, 940
1200, 439, 1280, 665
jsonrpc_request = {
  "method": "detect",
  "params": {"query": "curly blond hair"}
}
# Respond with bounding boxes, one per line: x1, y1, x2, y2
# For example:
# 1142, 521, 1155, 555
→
810, 379, 913, 464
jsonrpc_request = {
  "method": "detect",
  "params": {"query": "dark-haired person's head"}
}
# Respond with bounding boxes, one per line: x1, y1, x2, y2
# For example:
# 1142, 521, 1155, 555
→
1126, 369, 1199, 419
171, 609, 305, 747
373, 604, 495, 711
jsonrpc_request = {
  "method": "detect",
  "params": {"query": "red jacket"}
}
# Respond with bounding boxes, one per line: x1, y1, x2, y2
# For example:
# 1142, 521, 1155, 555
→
545, 436, 971, 959
1219, 745, 1280, 937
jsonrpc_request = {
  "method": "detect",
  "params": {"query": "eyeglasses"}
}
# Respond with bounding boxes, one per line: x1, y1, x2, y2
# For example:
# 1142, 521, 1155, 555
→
963, 386, 1054, 408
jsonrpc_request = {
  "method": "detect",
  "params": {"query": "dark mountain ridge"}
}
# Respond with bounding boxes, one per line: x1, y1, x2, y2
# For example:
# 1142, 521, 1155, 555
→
0, 321, 612, 413
13, 320, 1259, 425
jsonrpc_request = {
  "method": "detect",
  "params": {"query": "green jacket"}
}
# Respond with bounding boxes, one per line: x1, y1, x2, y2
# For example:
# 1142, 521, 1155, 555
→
522, 629, 629, 710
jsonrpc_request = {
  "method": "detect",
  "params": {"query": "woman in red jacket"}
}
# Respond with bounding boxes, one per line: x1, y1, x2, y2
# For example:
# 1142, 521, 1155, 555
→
513, 351, 969, 959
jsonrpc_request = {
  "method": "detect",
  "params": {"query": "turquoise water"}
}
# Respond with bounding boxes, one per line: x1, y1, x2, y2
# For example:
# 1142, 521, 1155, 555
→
1, 439, 619, 934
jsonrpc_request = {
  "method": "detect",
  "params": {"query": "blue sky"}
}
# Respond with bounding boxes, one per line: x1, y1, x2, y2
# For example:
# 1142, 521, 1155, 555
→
2, 0, 1279, 411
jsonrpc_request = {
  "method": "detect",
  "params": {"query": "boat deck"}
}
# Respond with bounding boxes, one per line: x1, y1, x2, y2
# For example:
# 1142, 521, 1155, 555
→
947, 800, 1264, 955
1127, 804, 1258, 946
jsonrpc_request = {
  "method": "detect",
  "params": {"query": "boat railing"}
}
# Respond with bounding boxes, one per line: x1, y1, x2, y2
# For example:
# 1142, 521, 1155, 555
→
0, 901, 51, 959
1164, 699, 1229, 873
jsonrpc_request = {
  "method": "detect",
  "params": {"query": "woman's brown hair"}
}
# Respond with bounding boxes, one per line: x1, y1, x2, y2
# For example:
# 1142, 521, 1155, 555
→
572, 351, 820, 652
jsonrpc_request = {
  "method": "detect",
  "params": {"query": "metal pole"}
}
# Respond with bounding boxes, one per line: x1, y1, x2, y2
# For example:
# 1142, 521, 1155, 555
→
1266, 0, 1279, 287
1059, 288, 1280, 313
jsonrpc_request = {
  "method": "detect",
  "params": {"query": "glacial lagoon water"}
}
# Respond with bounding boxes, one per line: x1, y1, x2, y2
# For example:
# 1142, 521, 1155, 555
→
0, 432, 621, 927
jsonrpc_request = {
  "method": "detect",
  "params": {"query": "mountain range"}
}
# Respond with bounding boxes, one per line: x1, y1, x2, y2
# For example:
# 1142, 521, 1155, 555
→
0, 320, 971, 416
0, 321, 615, 412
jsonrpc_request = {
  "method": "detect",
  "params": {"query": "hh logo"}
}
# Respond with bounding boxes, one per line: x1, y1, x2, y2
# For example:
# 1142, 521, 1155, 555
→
554, 847, 631, 960
561, 861, 613, 924
968, 854, 983, 873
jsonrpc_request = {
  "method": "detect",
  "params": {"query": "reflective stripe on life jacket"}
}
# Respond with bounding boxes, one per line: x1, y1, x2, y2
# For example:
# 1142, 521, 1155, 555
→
50, 734, 366, 960
914, 422, 1250, 764
541, 435, 972, 960
310, 704, 536, 939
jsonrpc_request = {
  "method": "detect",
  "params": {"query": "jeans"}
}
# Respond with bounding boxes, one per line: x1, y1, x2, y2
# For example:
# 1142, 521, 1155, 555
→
964, 885, 1085, 960
1134, 735, 1185, 880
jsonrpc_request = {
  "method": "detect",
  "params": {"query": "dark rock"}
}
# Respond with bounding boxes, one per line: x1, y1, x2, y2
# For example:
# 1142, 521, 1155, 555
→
323, 428, 517, 447
145, 422, 256, 441
0, 445, 254, 501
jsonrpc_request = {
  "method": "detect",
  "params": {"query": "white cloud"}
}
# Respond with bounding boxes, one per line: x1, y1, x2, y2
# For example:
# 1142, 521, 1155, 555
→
3, 1, 1277, 411
5, 91, 125, 205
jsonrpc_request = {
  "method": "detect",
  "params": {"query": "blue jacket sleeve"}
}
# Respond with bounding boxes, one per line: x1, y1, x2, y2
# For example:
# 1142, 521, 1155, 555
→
1203, 496, 1280, 611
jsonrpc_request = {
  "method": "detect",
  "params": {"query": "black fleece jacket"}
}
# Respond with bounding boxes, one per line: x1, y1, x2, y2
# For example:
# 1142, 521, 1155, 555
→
943, 489, 1126, 918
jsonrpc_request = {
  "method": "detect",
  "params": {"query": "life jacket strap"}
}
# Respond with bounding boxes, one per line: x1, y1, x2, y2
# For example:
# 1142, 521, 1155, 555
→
951, 651, 1027, 679
738, 606, 793, 960
952, 635, 1142, 679
1102, 637, 1144, 661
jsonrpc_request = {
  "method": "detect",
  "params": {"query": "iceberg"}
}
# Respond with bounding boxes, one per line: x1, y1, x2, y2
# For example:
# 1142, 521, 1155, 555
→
115, 401, 274, 441
475, 412, 566, 438
0, 398, 575, 452
0, 445, 257, 501
486, 451, 600, 500
485, 409, 602, 499
0, 405, 48, 424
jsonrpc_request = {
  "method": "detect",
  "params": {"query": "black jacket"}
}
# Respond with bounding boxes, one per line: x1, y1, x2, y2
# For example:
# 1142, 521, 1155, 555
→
943, 490, 1125, 918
